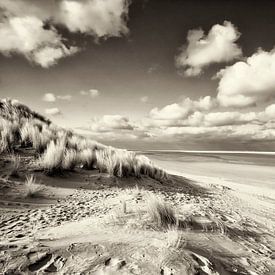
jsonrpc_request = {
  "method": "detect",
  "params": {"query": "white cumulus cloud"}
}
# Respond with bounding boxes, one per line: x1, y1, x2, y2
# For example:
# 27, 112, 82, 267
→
216, 48, 275, 107
0, 16, 78, 68
57, 0, 129, 38
150, 96, 216, 120
176, 21, 242, 76
42, 93, 56, 102
0, 0, 130, 67
43, 93, 72, 102
90, 115, 134, 132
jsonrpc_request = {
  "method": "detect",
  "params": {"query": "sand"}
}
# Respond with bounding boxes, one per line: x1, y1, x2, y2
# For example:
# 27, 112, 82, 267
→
0, 150, 275, 274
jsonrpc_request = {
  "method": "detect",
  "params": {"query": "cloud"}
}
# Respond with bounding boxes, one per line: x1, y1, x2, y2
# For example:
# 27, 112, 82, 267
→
140, 96, 149, 103
80, 89, 100, 98
150, 96, 216, 120
90, 115, 134, 132
0, 0, 130, 67
203, 111, 257, 126
73, 102, 275, 147
33, 45, 78, 68
176, 21, 242, 76
45, 107, 61, 116
216, 48, 275, 107
57, 95, 72, 101
265, 104, 275, 119
43, 93, 72, 102
0, 16, 78, 68
57, 0, 129, 37
42, 93, 56, 102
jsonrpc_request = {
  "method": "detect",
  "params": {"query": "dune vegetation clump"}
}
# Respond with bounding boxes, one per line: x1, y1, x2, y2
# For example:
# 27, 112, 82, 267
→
25, 175, 45, 198
0, 118, 20, 154
146, 194, 177, 229
95, 147, 168, 180
62, 149, 78, 170
38, 138, 66, 175
20, 120, 52, 153
78, 148, 97, 170
0, 98, 168, 181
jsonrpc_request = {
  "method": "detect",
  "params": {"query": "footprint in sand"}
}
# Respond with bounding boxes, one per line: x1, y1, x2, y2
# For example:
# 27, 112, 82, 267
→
28, 253, 53, 272
27, 252, 66, 273
96, 257, 127, 274
45, 255, 67, 272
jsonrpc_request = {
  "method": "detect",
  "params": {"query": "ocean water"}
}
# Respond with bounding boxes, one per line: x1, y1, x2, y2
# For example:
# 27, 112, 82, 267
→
143, 151, 275, 190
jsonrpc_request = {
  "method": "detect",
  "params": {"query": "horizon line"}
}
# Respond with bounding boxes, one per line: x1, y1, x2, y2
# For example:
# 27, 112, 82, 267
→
143, 150, 275, 155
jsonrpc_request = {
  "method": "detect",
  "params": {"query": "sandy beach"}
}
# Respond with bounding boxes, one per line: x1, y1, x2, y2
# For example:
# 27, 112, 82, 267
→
0, 148, 274, 274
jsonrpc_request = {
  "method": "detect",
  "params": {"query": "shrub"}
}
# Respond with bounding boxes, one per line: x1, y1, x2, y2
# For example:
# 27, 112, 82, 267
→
25, 175, 45, 198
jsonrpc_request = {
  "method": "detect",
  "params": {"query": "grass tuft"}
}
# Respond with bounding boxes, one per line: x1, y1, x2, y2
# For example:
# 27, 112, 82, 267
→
25, 175, 45, 198
78, 148, 96, 170
146, 194, 177, 229
38, 138, 65, 175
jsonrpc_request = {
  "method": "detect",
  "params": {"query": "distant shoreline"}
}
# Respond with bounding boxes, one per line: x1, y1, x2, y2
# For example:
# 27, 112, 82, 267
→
144, 150, 275, 155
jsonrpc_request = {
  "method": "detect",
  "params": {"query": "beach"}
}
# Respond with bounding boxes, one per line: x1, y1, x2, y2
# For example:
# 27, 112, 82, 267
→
0, 149, 274, 274
145, 151, 275, 196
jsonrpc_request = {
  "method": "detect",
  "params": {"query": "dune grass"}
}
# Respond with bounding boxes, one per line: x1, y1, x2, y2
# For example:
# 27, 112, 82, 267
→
20, 120, 51, 153
62, 149, 78, 170
0, 118, 19, 154
78, 148, 96, 169
25, 175, 45, 198
1, 98, 168, 181
146, 194, 177, 229
38, 139, 66, 175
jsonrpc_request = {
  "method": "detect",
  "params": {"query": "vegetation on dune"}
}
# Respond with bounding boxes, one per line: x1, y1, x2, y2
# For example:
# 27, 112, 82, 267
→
0, 98, 168, 180
24, 174, 45, 198
146, 194, 177, 228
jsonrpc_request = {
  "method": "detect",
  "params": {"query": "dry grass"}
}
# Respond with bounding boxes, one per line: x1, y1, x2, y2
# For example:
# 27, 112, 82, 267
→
165, 227, 184, 249
0, 118, 19, 154
1, 99, 168, 181
20, 120, 51, 153
62, 149, 78, 170
78, 148, 96, 169
95, 147, 168, 180
25, 175, 45, 198
38, 138, 65, 175
146, 194, 177, 229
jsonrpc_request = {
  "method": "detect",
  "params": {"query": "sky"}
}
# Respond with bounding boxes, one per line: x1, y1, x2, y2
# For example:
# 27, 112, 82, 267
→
1, 0, 275, 150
